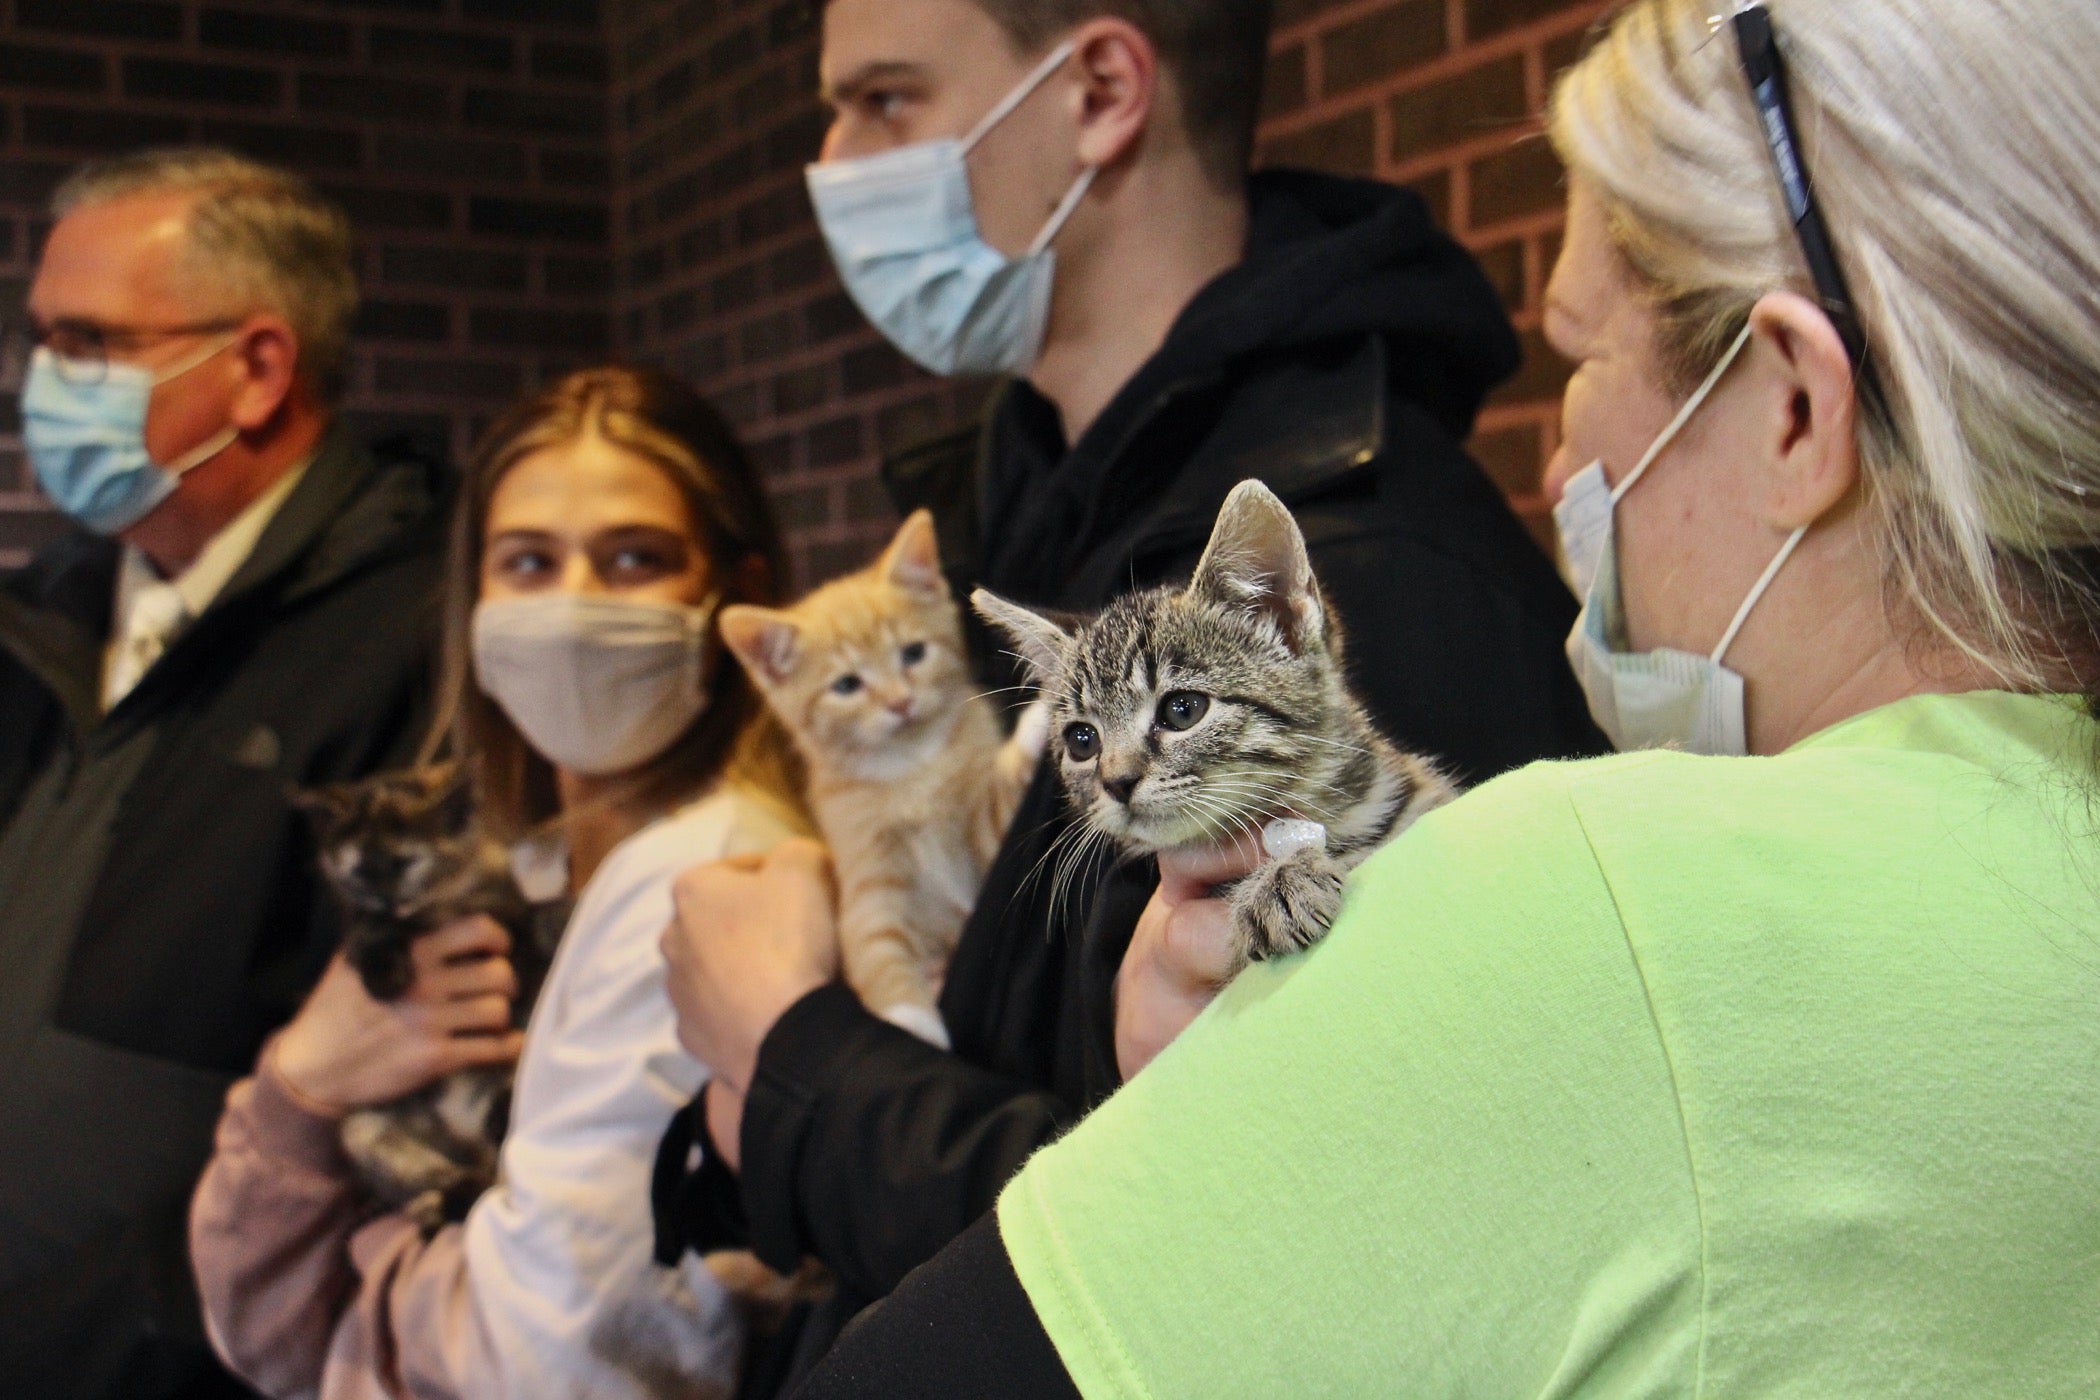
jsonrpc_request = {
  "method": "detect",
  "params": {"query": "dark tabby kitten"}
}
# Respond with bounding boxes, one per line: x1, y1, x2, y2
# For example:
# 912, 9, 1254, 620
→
296, 767, 544, 1232
974, 480, 1457, 969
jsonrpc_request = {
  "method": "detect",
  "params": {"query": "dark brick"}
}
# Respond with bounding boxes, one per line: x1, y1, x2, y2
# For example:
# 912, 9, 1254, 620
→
0, 42, 106, 94
370, 24, 515, 74
1257, 109, 1376, 177
1262, 45, 1309, 122
544, 254, 612, 297
1487, 326, 1573, 408
322, 185, 452, 232
0, 222, 19, 263
745, 431, 793, 477
1387, 55, 1529, 165
657, 287, 701, 333
736, 183, 808, 245
841, 343, 907, 395
732, 60, 799, 128
24, 106, 190, 155
809, 415, 865, 467
773, 364, 829, 414
739, 310, 799, 363
299, 74, 449, 124
711, 263, 762, 315
767, 0, 818, 47
768, 236, 830, 293
355, 299, 450, 343
842, 472, 894, 522
17, 0, 181, 42
675, 330, 731, 380
1466, 0, 1576, 44
1468, 421, 1544, 497
773, 482, 832, 531
380, 245, 528, 291
539, 148, 610, 189
124, 57, 280, 108
804, 290, 861, 343
374, 133, 529, 184
712, 380, 763, 425
461, 0, 600, 26
1272, 0, 1357, 28
706, 24, 761, 81
651, 61, 697, 116
464, 87, 607, 139
627, 243, 668, 286
0, 160, 70, 205
199, 10, 352, 58
800, 537, 878, 588
1475, 237, 1525, 311
1467, 135, 1563, 228
470, 306, 609, 351
375, 355, 522, 398
202, 120, 363, 171
532, 39, 609, 84
675, 220, 726, 268
1319, 0, 1445, 96
469, 196, 607, 244
1544, 23, 1600, 79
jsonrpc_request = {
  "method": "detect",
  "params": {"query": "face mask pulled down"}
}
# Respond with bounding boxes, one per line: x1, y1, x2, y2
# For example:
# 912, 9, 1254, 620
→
472, 593, 719, 778
806, 39, 1097, 378
1553, 323, 1809, 757
23, 339, 240, 535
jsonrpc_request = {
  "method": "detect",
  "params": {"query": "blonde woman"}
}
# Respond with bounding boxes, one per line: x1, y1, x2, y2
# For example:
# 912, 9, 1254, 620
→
698, 1, 2100, 1393
191, 368, 805, 1399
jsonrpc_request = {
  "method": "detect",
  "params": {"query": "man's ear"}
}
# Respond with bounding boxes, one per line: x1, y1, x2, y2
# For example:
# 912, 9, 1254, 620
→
972, 589, 1072, 683
718, 605, 802, 686
1069, 17, 1157, 173
1746, 291, 1861, 529
879, 510, 947, 600
226, 315, 302, 431
1188, 480, 1325, 654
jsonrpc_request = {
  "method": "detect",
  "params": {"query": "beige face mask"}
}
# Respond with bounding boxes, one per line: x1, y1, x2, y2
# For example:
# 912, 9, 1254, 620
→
471, 592, 718, 776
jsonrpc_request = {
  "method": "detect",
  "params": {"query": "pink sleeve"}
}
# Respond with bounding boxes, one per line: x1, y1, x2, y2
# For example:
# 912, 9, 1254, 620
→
189, 1045, 499, 1400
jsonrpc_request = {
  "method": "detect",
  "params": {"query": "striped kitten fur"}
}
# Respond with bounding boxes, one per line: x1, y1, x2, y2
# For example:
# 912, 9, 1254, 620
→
975, 480, 1455, 969
720, 509, 1043, 1048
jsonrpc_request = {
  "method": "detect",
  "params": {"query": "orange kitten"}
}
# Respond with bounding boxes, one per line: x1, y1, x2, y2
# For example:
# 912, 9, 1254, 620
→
719, 510, 1043, 1046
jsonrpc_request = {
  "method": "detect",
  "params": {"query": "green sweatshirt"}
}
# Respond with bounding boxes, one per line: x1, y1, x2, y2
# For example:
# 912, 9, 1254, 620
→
1000, 691, 2100, 1398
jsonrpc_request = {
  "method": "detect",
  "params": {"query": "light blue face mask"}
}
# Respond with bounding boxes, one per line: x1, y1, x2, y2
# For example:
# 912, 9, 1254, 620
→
1553, 323, 1810, 757
24, 339, 240, 535
806, 39, 1098, 378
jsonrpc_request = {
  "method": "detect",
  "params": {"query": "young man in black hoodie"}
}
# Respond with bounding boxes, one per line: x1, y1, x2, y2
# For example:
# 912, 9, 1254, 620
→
655, 0, 1602, 1385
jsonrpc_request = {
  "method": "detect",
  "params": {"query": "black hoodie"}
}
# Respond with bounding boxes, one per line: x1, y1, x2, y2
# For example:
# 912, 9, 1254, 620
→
655, 170, 1604, 1395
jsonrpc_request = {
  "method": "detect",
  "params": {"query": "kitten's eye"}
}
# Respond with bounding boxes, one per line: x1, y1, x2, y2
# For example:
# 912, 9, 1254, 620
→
900, 641, 928, 666
832, 673, 864, 696
1063, 723, 1100, 763
1156, 691, 1211, 732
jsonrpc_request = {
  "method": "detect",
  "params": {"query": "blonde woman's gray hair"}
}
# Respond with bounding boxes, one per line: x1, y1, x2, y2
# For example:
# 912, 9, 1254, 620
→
1549, 0, 2100, 697
54, 147, 358, 402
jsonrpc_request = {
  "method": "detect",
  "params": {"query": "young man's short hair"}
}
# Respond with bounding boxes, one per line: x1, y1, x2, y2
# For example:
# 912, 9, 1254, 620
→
974, 0, 1273, 190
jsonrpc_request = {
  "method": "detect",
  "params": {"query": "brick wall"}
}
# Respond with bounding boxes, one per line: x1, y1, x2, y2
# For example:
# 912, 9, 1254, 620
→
608, 0, 1606, 585
0, 0, 614, 568
0, 0, 1600, 580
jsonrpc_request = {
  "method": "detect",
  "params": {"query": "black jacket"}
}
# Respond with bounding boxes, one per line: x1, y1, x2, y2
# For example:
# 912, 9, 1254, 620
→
657, 170, 1606, 1391
0, 430, 447, 1400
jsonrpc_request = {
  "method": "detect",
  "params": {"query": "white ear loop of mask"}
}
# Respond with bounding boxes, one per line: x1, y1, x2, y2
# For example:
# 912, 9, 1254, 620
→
959, 37, 1099, 258
1597, 320, 1809, 665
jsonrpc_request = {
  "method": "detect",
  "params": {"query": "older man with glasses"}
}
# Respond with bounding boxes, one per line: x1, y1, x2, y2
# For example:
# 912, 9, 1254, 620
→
0, 148, 448, 1400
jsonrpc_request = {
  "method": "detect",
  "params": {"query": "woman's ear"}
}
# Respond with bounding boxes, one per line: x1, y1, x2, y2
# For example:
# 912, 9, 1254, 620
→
1746, 291, 1861, 529
1069, 17, 1156, 172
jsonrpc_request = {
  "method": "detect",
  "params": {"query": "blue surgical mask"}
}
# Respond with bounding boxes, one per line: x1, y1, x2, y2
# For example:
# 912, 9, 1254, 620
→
1554, 323, 1810, 757
23, 338, 239, 535
806, 39, 1098, 378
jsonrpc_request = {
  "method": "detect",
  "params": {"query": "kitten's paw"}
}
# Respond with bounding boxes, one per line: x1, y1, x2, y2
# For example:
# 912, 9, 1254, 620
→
878, 1001, 951, 1050
1231, 851, 1347, 962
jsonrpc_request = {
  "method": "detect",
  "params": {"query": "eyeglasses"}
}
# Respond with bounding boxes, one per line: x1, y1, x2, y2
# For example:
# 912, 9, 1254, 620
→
1721, 2, 1866, 368
0, 317, 246, 386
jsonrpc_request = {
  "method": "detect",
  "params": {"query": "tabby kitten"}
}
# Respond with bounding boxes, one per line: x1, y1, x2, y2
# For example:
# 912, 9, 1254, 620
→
720, 509, 1043, 1047
975, 479, 1455, 969
297, 768, 542, 1232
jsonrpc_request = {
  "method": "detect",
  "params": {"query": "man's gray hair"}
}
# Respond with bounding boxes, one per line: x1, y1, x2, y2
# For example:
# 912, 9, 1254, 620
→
54, 148, 358, 402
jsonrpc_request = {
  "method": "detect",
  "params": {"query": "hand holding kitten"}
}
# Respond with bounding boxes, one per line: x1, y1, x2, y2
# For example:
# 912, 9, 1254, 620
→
1114, 839, 1262, 1080
271, 918, 523, 1116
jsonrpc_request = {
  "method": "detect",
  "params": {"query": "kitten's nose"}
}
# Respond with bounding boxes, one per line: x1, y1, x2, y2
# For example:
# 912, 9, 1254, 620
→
1102, 773, 1141, 805
885, 695, 913, 718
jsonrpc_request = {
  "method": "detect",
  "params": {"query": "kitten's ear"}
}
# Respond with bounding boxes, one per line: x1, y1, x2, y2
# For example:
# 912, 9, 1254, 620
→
972, 589, 1071, 682
719, 605, 803, 686
1188, 480, 1325, 653
880, 510, 947, 600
